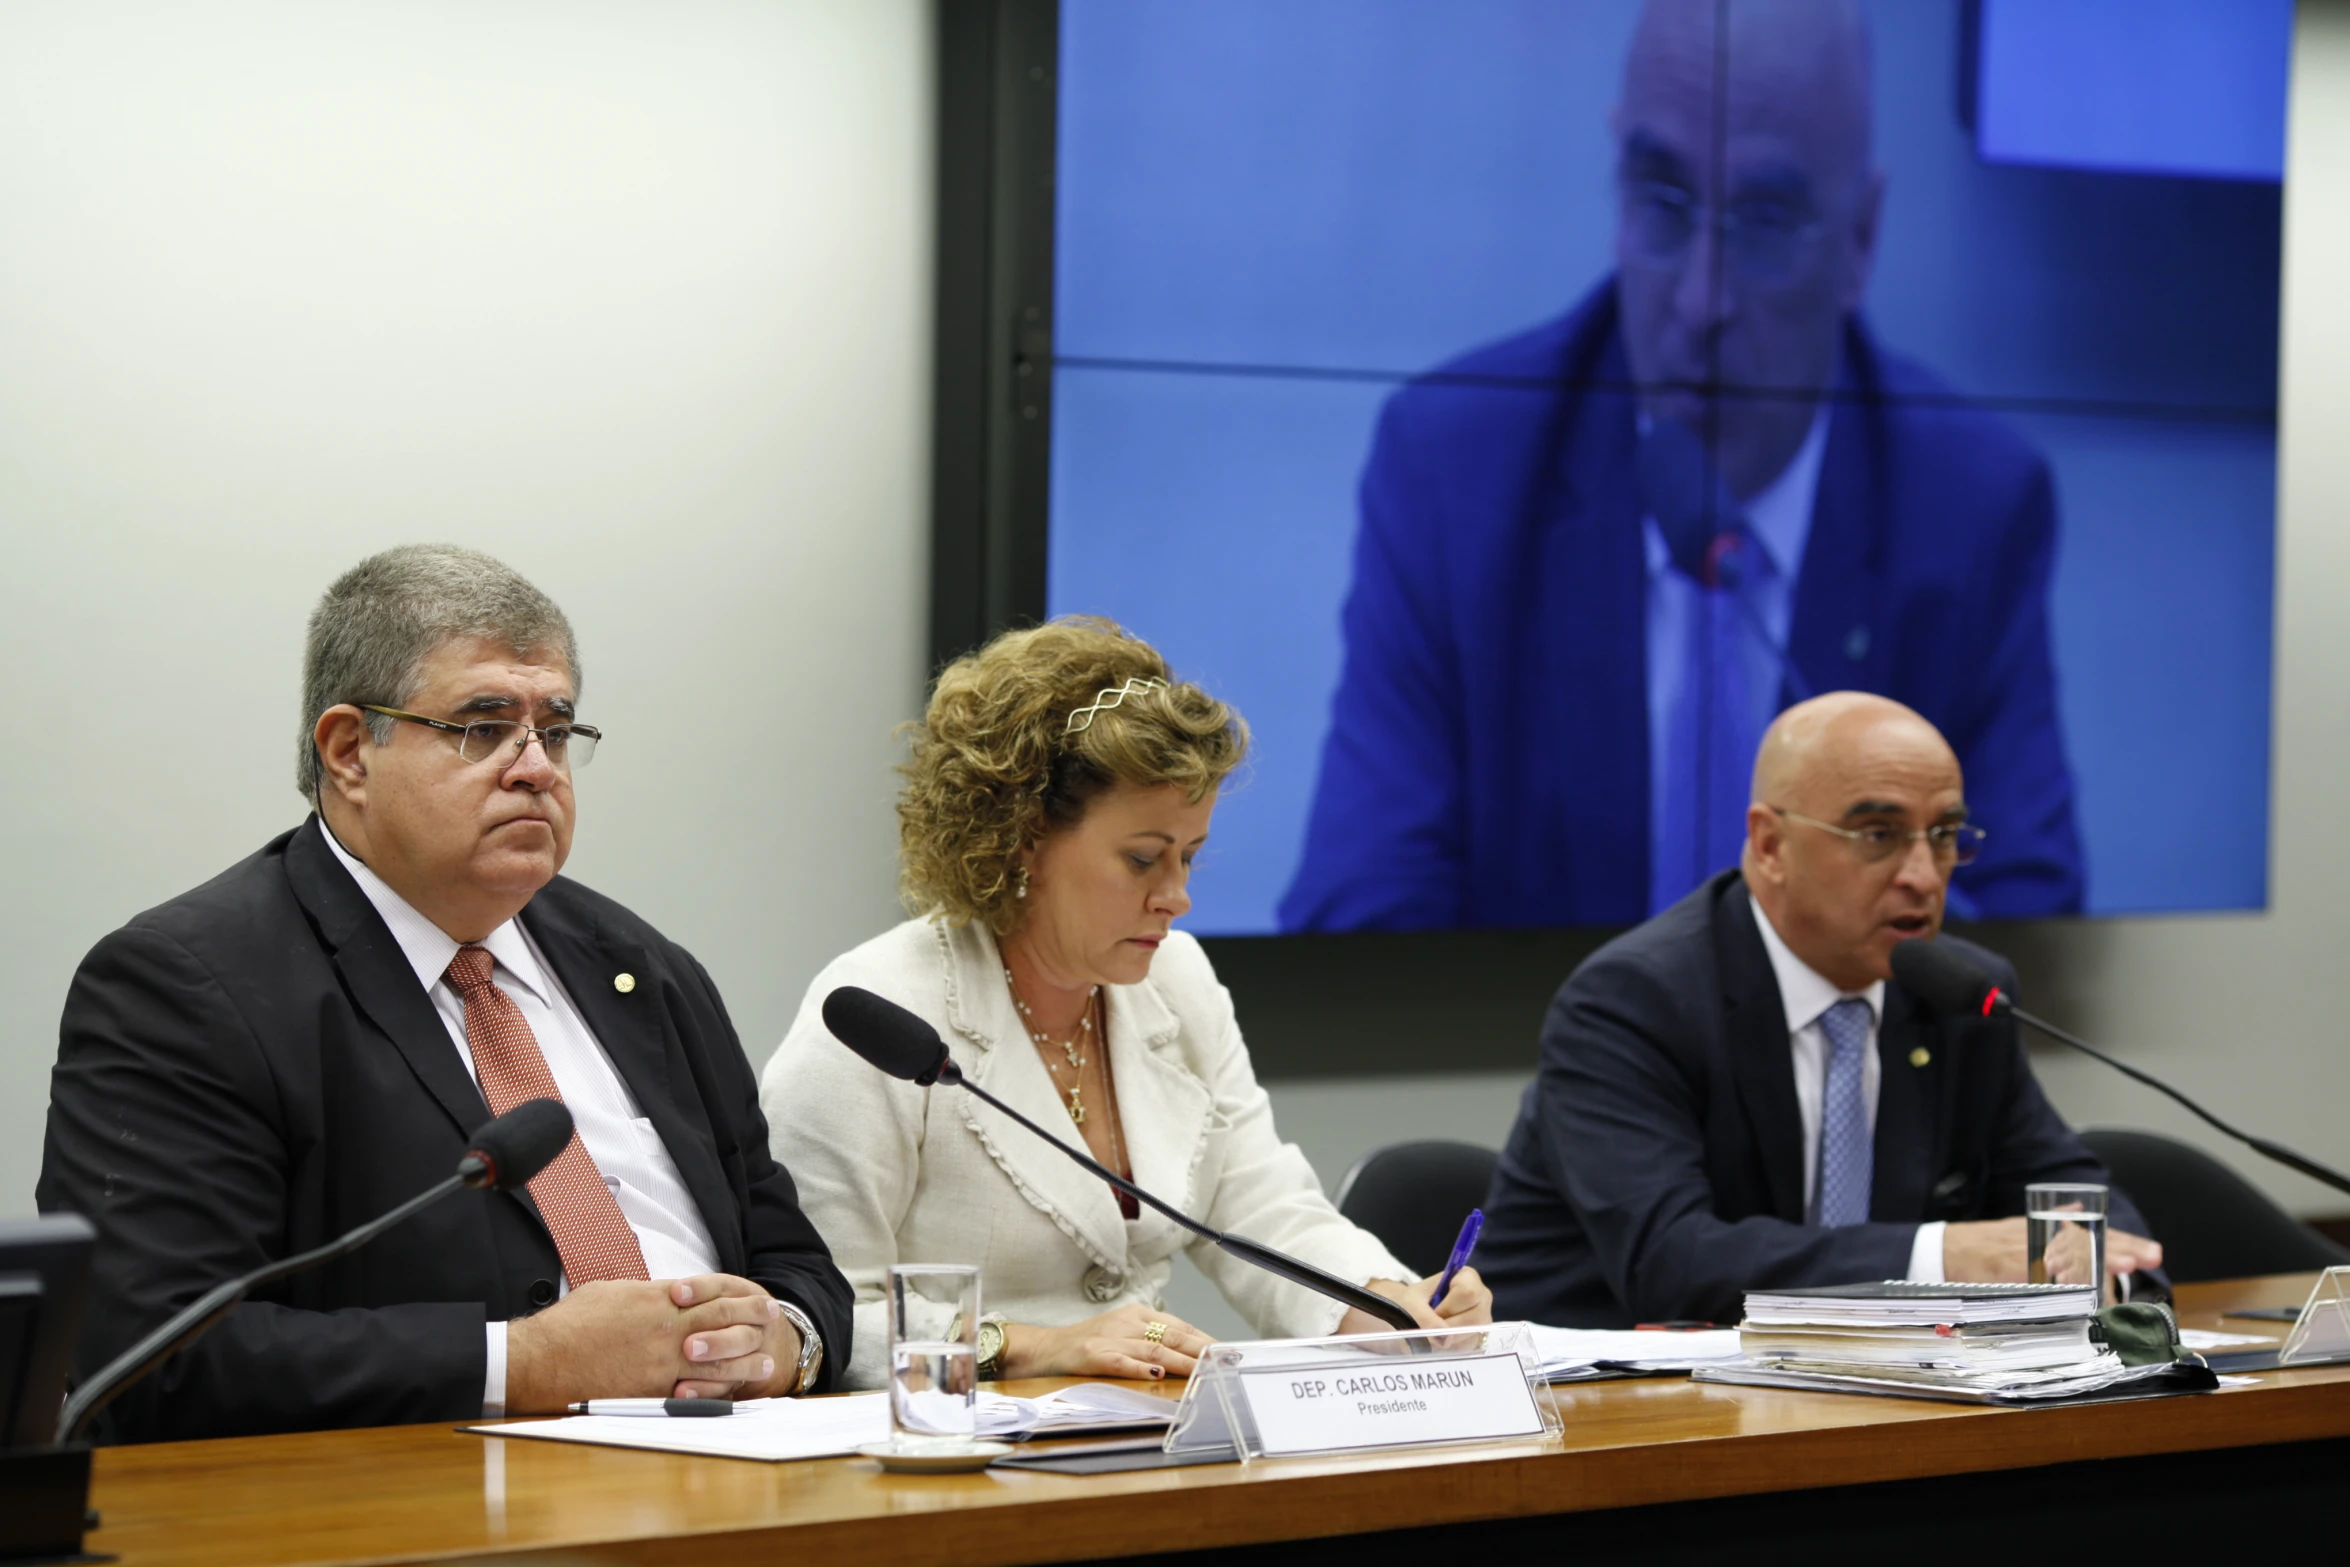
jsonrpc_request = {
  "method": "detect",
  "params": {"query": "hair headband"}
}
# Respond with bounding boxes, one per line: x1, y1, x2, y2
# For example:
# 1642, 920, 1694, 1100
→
1064, 675, 1168, 735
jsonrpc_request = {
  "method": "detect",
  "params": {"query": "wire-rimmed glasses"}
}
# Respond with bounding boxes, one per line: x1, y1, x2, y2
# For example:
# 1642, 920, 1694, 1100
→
1769, 805, 1985, 866
359, 704, 601, 769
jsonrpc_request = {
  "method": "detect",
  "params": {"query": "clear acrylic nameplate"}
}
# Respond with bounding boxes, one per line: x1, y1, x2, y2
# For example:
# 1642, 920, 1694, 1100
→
1164, 1322, 1559, 1464
2280, 1266, 2350, 1367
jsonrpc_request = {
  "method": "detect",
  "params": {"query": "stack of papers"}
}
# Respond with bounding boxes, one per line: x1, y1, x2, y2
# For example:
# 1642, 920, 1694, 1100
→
1524, 1324, 1746, 1382
1693, 1357, 2187, 1404
1734, 1320, 2096, 1373
1694, 1280, 2177, 1405
975, 1382, 1178, 1438
473, 1382, 1176, 1463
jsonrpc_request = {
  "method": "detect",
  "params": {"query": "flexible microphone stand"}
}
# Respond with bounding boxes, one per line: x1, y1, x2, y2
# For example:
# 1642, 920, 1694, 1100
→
60, 1170, 475, 1444
822, 985, 1426, 1336
56, 1098, 573, 1444
1891, 941, 2350, 1199
946, 1067, 1423, 1334
2003, 1003, 2350, 1201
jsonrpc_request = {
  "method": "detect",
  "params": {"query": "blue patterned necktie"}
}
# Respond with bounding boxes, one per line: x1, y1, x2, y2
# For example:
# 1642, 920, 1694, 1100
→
1654, 520, 1780, 911
1813, 997, 1874, 1226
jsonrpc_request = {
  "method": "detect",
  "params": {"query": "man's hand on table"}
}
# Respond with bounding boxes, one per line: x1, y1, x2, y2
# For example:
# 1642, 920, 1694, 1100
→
668, 1275, 802, 1400
1941, 1219, 2164, 1287
504, 1273, 797, 1412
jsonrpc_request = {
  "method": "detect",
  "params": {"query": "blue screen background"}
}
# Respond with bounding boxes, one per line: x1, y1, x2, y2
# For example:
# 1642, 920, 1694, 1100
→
1049, 0, 2281, 931
1978, 0, 2292, 181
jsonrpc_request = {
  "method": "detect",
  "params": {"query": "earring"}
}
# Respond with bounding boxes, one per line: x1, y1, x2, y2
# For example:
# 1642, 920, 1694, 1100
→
1014, 867, 1030, 900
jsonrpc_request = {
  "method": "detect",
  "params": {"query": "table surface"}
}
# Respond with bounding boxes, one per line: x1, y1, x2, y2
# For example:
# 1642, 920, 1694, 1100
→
85, 1274, 2350, 1567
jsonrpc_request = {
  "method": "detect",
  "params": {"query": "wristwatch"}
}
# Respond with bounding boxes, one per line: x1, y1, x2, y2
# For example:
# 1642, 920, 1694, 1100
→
975, 1313, 1011, 1382
776, 1299, 825, 1395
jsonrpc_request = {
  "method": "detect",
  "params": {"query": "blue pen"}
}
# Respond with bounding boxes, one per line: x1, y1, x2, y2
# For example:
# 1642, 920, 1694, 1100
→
1430, 1208, 1484, 1308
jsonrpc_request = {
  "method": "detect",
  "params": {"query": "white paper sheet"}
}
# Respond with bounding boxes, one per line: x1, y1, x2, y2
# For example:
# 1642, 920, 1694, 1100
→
476, 1393, 893, 1462
472, 1383, 1177, 1463
1526, 1324, 1746, 1380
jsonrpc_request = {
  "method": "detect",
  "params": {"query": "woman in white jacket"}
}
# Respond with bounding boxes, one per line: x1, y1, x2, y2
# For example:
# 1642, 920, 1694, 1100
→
763, 617, 1490, 1390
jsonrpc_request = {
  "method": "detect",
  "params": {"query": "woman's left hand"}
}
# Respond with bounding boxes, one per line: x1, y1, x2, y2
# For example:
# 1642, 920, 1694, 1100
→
1337, 1268, 1494, 1336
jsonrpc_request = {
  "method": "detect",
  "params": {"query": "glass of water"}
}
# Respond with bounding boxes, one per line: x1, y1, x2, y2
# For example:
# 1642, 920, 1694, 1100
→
2026, 1182, 2109, 1303
887, 1264, 980, 1450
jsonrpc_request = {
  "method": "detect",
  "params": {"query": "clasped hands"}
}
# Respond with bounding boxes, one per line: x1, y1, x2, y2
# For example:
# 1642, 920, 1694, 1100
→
505, 1274, 801, 1413
996, 1268, 1495, 1382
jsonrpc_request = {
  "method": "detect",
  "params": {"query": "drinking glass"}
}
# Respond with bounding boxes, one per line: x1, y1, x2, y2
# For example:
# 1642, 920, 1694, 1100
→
887, 1264, 980, 1449
2026, 1182, 2109, 1303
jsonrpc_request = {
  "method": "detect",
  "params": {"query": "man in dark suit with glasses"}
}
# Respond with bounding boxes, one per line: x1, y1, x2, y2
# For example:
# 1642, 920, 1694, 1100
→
39, 544, 850, 1441
1477, 692, 2157, 1328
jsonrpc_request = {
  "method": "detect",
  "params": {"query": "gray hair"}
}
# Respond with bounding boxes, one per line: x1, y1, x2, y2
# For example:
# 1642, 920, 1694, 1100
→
297, 544, 581, 798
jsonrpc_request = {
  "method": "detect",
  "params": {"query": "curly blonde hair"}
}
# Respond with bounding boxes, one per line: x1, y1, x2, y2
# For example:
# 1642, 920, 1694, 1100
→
897, 617, 1249, 933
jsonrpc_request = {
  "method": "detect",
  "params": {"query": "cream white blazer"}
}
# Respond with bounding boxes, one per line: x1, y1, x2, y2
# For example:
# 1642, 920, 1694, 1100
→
763, 916, 1410, 1389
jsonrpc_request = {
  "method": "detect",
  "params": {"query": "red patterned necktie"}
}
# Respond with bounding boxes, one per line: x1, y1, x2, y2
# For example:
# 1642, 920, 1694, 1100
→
445, 944, 649, 1285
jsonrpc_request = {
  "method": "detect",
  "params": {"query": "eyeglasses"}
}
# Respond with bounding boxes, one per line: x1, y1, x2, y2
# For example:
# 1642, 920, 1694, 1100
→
1769, 806, 1985, 866
1617, 178, 1831, 289
360, 704, 600, 769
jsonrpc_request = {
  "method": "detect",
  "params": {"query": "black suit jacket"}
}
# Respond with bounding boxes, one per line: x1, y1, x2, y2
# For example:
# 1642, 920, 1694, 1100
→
1478, 871, 2153, 1327
38, 817, 852, 1442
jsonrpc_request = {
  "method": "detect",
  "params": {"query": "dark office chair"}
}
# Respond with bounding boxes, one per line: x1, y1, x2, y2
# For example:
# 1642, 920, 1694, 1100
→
1333, 1140, 1500, 1276
2081, 1126, 2350, 1284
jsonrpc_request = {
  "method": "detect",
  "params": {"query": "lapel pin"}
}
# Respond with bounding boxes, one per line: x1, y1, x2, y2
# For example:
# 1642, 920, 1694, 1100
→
614, 972, 636, 994
1909, 1046, 1931, 1068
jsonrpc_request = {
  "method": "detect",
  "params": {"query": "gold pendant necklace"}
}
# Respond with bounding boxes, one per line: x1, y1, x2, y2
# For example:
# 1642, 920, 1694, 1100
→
1006, 966, 1098, 1125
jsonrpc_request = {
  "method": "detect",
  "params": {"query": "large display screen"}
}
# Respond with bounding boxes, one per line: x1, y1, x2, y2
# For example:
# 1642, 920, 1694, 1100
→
1048, 0, 2286, 934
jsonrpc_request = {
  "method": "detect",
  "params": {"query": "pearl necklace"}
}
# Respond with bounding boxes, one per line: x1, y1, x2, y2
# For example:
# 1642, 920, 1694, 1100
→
1005, 966, 1100, 1125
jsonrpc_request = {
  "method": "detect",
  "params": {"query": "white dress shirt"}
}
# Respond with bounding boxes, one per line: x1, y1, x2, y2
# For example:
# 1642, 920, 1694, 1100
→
1750, 902, 1946, 1283
321, 828, 719, 1413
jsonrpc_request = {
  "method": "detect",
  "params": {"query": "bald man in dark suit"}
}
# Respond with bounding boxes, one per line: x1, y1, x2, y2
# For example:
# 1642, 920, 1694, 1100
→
1478, 693, 2157, 1328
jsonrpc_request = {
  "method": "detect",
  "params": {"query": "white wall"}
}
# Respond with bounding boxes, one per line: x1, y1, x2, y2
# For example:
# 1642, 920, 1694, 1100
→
0, 0, 933, 1212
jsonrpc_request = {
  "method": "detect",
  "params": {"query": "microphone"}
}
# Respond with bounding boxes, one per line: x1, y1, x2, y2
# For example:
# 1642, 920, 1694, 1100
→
462, 1097, 577, 1190
56, 1097, 575, 1444
1638, 417, 1813, 701
821, 986, 1421, 1333
1890, 940, 2350, 1200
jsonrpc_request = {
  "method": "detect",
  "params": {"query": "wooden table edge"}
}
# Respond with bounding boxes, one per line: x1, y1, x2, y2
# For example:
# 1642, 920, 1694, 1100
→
421, 1373, 2350, 1567
86, 1275, 2343, 1567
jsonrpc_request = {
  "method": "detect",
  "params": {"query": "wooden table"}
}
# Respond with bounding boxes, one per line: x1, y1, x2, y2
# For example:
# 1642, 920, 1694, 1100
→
82, 1275, 2349, 1566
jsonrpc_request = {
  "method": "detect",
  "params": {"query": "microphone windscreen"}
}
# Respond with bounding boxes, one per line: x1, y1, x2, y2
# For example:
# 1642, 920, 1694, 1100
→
1890, 938, 2002, 1017
467, 1098, 574, 1190
822, 986, 956, 1085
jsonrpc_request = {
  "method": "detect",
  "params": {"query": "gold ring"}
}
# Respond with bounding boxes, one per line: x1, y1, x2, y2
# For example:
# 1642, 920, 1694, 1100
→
1142, 1320, 1169, 1346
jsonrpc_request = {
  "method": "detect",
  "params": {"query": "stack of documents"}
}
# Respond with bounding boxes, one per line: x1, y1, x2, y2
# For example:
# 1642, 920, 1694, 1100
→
1742, 1280, 2098, 1327
473, 1382, 1175, 1463
975, 1382, 1178, 1438
1690, 1281, 2182, 1405
1734, 1319, 2096, 1375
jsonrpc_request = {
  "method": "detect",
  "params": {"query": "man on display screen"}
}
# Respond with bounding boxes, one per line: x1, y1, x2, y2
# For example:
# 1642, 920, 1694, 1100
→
1280, 0, 2084, 932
